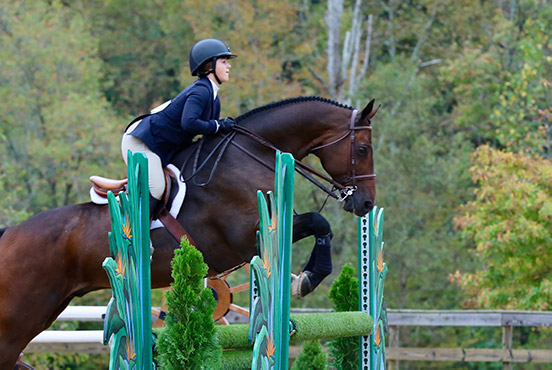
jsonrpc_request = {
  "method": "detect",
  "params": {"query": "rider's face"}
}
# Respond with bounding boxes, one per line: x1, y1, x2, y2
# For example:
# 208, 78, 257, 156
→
215, 58, 231, 84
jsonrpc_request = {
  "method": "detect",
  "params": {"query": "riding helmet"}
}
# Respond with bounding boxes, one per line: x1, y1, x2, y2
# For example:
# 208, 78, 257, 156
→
189, 39, 237, 76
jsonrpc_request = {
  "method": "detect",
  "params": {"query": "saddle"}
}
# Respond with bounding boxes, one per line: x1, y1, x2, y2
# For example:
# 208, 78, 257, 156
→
89, 166, 194, 245
90, 168, 175, 209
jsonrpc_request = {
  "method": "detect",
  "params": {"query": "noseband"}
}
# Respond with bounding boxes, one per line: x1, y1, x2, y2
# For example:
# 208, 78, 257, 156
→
310, 109, 376, 200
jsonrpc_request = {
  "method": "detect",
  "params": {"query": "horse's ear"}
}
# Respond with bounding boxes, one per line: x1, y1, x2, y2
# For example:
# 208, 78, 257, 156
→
359, 99, 380, 122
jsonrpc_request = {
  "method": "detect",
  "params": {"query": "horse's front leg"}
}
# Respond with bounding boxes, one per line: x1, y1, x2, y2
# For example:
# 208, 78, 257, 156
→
292, 212, 333, 298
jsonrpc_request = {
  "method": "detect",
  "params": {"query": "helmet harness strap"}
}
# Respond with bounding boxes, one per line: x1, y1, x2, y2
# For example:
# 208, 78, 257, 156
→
211, 57, 222, 85
197, 57, 222, 84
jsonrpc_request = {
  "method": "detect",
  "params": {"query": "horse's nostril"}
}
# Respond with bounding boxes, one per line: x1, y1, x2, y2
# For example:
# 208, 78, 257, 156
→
364, 200, 374, 212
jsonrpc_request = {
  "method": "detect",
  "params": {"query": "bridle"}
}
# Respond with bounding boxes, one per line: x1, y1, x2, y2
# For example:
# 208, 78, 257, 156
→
309, 109, 376, 200
229, 108, 376, 202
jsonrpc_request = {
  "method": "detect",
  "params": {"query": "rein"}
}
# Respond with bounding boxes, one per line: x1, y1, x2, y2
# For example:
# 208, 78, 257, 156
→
232, 125, 347, 201
233, 109, 376, 201
180, 131, 237, 186
179, 109, 376, 202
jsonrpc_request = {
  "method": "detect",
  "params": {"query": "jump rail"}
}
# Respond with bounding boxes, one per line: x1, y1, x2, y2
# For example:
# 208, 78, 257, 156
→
26, 308, 552, 369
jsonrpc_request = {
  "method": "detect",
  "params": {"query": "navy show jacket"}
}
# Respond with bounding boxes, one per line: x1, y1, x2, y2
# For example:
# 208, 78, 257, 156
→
130, 77, 220, 166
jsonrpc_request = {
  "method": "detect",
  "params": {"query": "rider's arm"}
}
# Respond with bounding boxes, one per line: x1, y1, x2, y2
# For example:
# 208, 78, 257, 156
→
180, 86, 219, 134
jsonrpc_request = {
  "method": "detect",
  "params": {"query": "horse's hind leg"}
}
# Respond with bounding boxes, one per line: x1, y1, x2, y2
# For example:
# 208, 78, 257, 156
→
292, 212, 333, 297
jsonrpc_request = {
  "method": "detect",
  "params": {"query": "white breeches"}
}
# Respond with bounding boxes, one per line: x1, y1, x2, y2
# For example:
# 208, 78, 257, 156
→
121, 120, 165, 200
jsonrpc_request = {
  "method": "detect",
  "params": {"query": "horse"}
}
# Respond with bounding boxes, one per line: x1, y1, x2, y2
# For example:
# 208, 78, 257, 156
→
0, 96, 377, 367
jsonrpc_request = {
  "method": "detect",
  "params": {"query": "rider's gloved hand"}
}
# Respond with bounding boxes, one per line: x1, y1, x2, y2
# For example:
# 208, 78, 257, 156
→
218, 117, 236, 133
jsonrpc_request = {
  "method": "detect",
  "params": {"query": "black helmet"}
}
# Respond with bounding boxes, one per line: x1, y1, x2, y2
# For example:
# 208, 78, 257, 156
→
189, 39, 237, 76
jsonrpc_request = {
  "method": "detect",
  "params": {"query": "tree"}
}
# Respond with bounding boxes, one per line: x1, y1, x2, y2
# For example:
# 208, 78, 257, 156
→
155, 237, 222, 369
328, 265, 359, 370
0, 0, 123, 221
489, 3, 552, 157
162, 0, 304, 116
290, 340, 328, 370
440, 0, 551, 157
452, 145, 552, 309
68, 0, 183, 115
324, 0, 373, 104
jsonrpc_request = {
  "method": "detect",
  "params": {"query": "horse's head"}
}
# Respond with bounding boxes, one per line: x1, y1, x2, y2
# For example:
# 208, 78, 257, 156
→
312, 100, 378, 217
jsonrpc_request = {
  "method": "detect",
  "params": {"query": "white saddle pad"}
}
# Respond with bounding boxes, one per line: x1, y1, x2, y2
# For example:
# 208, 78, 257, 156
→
89, 164, 186, 231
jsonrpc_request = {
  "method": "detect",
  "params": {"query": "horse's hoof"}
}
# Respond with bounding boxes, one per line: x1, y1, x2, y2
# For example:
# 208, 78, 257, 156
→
291, 273, 300, 297
290, 272, 313, 299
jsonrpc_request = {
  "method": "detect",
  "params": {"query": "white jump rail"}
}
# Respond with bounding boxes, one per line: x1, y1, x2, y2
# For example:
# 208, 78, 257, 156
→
25, 305, 170, 353
55, 306, 107, 321
25, 306, 107, 353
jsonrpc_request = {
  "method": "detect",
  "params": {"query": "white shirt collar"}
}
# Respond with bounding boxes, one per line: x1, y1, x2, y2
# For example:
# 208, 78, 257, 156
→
209, 78, 219, 99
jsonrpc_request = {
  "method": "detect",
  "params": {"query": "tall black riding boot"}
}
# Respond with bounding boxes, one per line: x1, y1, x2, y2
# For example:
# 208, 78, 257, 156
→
149, 195, 164, 221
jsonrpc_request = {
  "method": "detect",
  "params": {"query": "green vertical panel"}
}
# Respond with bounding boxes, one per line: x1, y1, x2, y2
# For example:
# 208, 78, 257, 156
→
372, 208, 387, 370
368, 209, 375, 370
359, 207, 386, 370
103, 151, 152, 369
249, 151, 294, 369
279, 152, 294, 369
358, 207, 387, 370
133, 152, 152, 368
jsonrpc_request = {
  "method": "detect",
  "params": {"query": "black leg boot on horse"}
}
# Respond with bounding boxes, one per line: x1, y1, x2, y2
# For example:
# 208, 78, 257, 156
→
291, 212, 334, 298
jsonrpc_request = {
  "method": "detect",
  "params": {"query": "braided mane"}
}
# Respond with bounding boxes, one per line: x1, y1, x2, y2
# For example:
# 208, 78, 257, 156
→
236, 96, 353, 122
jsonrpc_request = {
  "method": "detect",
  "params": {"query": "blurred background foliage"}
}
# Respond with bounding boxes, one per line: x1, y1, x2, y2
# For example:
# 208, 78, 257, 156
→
1, 0, 551, 367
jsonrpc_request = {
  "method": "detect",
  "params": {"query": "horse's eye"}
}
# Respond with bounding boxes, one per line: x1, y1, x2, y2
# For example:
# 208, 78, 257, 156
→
357, 145, 370, 156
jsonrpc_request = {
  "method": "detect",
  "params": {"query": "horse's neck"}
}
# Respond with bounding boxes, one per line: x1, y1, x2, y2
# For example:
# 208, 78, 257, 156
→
244, 104, 346, 160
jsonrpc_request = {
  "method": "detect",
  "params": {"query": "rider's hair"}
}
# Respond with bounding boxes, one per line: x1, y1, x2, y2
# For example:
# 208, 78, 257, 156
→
197, 61, 213, 75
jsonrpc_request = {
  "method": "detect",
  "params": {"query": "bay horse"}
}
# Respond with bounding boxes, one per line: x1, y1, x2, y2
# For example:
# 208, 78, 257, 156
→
0, 96, 377, 367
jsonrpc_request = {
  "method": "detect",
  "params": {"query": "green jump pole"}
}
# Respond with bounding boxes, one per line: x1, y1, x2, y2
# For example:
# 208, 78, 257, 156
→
217, 312, 373, 350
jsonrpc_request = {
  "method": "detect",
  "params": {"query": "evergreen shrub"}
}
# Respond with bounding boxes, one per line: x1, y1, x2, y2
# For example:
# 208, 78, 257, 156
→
291, 340, 327, 370
328, 265, 359, 369
154, 237, 222, 369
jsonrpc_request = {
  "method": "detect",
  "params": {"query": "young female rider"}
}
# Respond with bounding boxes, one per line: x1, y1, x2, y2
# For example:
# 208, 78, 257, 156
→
121, 38, 237, 218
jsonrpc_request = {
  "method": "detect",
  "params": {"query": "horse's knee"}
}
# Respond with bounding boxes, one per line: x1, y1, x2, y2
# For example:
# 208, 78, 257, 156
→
309, 212, 332, 237
293, 212, 332, 241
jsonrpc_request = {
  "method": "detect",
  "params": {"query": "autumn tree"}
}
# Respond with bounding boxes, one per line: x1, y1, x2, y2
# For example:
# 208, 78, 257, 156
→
443, 0, 552, 311
453, 145, 552, 310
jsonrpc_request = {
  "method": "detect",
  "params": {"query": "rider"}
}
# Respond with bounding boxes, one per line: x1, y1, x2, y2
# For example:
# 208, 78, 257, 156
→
121, 38, 238, 219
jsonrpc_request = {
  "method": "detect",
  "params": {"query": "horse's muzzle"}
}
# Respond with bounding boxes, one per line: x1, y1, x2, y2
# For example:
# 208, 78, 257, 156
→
343, 194, 374, 217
